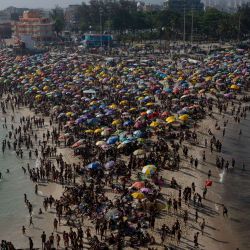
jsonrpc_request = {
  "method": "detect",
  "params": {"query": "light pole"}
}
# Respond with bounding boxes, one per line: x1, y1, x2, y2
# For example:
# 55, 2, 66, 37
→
107, 6, 111, 53
99, 7, 103, 49
237, 14, 241, 43
183, 0, 186, 49
191, 7, 194, 46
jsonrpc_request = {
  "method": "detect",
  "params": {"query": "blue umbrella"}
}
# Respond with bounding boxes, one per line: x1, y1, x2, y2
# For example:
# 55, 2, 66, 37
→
87, 161, 102, 170
107, 136, 119, 145
76, 117, 85, 124
123, 120, 133, 126
133, 130, 144, 138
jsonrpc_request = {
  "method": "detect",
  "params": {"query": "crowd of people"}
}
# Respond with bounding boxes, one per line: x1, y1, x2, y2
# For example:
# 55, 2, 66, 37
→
0, 46, 249, 249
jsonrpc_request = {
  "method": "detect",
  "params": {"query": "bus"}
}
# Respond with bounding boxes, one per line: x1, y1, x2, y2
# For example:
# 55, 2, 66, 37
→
82, 34, 113, 48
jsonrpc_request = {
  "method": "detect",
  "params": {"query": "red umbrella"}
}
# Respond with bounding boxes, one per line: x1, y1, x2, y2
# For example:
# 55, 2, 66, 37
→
205, 180, 213, 187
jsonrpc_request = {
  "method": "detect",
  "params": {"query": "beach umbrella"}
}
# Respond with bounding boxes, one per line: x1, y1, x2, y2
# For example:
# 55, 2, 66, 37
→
120, 100, 129, 105
96, 141, 106, 146
133, 149, 145, 156
179, 114, 189, 121
142, 165, 157, 175
104, 160, 115, 169
166, 116, 176, 123
87, 161, 102, 170
205, 180, 213, 187
71, 139, 84, 148
107, 136, 119, 145
133, 130, 144, 138
112, 119, 122, 126
230, 84, 240, 90
66, 112, 74, 117
85, 129, 94, 133
131, 192, 145, 199
150, 121, 159, 127
101, 130, 110, 136
131, 181, 145, 189
94, 128, 102, 134
146, 102, 154, 106
140, 187, 152, 193
123, 120, 133, 126
109, 104, 117, 109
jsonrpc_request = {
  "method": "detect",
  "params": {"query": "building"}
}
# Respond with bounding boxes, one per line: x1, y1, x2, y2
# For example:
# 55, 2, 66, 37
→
164, 0, 204, 13
202, 0, 248, 12
65, 5, 81, 31
0, 11, 12, 38
12, 10, 54, 42
2, 6, 29, 21
137, 2, 163, 12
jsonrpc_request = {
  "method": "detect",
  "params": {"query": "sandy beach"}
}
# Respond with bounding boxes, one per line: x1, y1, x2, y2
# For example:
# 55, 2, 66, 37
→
0, 47, 249, 250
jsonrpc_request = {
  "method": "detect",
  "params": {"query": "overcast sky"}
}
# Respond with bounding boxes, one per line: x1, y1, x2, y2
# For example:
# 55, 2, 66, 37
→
0, 0, 86, 10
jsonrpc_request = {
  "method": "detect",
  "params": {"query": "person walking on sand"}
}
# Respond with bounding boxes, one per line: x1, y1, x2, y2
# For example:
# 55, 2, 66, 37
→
53, 218, 58, 231
200, 219, 205, 235
29, 237, 33, 250
195, 209, 199, 223
194, 158, 198, 168
208, 170, 211, 179
29, 216, 34, 227
41, 231, 46, 249
222, 204, 228, 217
194, 232, 199, 248
56, 233, 61, 249
22, 226, 26, 235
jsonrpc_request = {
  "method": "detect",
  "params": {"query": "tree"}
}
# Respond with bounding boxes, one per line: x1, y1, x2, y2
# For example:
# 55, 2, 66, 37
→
50, 6, 65, 34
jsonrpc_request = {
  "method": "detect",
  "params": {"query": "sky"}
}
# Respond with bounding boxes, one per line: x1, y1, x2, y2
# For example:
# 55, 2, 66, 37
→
0, 0, 249, 10
0, 0, 85, 10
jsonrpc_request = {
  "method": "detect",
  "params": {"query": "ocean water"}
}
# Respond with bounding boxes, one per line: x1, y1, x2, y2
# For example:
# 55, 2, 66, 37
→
219, 114, 250, 250
0, 116, 41, 244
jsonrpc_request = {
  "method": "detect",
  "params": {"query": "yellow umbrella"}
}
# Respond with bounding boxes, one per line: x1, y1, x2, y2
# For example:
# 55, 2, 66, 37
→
142, 165, 157, 175
90, 101, 97, 106
109, 104, 117, 109
205, 76, 212, 82
35, 94, 42, 100
85, 129, 94, 133
137, 96, 144, 101
43, 86, 49, 91
66, 112, 73, 117
166, 116, 176, 123
146, 102, 154, 106
112, 119, 121, 126
150, 121, 159, 127
131, 192, 145, 199
94, 128, 102, 133
117, 143, 126, 149
129, 107, 137, 112
230, 84, 240, 90
179, 114, 189, 121
120, 100, 128, 105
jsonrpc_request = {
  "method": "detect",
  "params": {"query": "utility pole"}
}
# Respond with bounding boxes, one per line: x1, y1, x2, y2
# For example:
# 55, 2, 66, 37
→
237, 14, 241, 43
99, 7, 103, 49
107, 6, 111, 53
191, 7, 194, 46
183, 1, 186, 49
